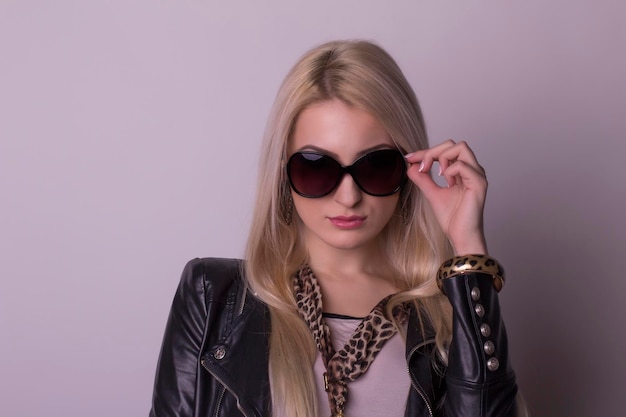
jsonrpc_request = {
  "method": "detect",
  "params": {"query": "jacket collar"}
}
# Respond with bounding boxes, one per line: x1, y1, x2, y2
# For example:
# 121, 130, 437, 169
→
202, 289, 439, 417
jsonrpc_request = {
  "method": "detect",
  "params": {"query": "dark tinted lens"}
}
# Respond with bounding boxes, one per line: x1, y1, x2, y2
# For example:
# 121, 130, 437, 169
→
287, 152, 342, 197
351, 149, 406, 196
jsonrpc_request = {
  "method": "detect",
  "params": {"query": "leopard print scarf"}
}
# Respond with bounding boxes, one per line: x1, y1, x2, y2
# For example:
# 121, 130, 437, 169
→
293, 265, 407, 417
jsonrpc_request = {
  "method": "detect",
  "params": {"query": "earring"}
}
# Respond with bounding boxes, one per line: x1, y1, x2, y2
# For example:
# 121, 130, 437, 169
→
402, 202, 410, 225
283, 194, 294, 225
401, 193, 411, 225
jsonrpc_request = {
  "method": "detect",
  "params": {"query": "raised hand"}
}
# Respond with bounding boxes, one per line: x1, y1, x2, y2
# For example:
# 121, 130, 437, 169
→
405, 140, 488, 256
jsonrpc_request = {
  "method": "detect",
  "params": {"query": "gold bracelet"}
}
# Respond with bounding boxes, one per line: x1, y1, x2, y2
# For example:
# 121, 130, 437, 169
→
437, 254, 505, 293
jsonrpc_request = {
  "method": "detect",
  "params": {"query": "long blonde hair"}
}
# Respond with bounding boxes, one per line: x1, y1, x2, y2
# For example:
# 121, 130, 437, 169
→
245, 40, 453, 417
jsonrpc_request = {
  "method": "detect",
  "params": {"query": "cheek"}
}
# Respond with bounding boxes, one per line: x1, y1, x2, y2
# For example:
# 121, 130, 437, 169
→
372, 195, 401, 217
371, 196, 402, 230
291, 194, 320, 222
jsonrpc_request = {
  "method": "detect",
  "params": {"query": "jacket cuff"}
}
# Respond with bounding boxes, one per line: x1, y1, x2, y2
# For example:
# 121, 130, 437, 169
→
442, 272, 518, 417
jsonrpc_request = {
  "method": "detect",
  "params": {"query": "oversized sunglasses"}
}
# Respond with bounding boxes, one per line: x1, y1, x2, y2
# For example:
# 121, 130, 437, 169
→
286, 148, 407, 198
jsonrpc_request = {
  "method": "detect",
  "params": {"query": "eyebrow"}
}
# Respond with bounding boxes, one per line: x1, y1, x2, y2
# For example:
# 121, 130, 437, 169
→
294, 143, 397, 160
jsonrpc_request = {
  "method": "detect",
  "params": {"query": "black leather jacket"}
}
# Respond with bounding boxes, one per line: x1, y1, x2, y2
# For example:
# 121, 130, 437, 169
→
149, 258, 518, 417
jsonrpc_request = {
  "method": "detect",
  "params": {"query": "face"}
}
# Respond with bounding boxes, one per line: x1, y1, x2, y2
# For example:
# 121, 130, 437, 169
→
287, 99, 401, 253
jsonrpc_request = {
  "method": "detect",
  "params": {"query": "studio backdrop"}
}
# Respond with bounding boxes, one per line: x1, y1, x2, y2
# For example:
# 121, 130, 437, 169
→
1, 1, 624, 416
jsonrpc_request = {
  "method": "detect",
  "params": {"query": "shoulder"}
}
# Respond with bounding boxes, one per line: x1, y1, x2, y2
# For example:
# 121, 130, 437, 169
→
181, 257, 243, 285
178, 257, 245, 303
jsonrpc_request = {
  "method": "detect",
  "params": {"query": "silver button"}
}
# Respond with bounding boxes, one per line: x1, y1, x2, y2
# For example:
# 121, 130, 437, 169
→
480, 323, 491, 337
213, 346, 226, 360
484, 341, 495, 355
474, 304, 485, 317
487, 357, 500, 371
471, 287, 481, 301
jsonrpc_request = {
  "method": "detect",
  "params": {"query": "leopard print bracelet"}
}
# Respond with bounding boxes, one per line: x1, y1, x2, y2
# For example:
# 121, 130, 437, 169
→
437, 254, 505, 294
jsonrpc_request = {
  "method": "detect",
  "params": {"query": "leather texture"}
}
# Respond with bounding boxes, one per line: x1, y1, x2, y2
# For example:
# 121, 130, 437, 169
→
149, 258, 518, 417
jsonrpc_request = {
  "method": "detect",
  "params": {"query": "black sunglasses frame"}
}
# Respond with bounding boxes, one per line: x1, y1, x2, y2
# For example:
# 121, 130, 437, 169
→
286, 148, 408, 198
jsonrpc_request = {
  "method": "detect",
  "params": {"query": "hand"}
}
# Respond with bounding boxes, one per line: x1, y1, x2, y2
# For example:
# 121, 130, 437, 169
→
405, 140, 488, 256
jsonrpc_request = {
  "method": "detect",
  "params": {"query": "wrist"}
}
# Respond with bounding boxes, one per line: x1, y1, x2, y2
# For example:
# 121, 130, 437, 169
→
451, 235, 488, 256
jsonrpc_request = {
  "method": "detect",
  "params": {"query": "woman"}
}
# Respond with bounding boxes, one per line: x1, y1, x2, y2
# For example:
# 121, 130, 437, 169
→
150, 40, 520, 417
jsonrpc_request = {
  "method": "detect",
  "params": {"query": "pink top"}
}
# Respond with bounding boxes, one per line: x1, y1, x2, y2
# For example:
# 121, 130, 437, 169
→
312, 315, 410, 417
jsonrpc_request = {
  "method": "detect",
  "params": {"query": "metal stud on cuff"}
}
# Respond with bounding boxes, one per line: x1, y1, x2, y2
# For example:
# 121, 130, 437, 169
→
474, 304, 485, 317
487, 357, 500, 371
480, 323, 491, 337
470, 287, 481, 301
484, 341, 495, 355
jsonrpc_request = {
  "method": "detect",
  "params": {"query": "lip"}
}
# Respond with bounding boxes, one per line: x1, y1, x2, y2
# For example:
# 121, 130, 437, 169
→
328, 215, 367, 229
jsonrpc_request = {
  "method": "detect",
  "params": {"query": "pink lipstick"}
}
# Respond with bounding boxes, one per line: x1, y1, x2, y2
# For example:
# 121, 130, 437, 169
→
328, 216, 366, 229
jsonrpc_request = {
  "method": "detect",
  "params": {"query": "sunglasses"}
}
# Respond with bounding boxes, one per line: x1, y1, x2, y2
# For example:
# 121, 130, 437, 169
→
286, 148, 407, 198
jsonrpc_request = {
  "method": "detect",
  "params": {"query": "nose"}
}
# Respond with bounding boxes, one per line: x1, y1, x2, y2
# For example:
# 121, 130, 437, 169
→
333, 173, 362, 207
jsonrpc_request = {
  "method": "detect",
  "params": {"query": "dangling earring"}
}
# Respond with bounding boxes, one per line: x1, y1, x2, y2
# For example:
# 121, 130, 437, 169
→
401, 201, 410, 225
400, 190, 412, 225
283, 194, 294, 225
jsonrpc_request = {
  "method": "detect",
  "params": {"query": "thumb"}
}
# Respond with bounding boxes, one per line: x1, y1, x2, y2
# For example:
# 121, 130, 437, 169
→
406, 165, 444, 201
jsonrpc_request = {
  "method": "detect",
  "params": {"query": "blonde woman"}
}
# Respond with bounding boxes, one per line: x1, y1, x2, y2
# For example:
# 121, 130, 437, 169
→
150, 40, 521, 417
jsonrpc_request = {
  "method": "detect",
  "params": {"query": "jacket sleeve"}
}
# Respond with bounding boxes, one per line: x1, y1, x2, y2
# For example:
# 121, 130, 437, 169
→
149, 259, 208, 417
441, 272, 519, 417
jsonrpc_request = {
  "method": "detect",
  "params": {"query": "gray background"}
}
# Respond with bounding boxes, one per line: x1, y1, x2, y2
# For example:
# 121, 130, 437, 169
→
1, 1, 624, 416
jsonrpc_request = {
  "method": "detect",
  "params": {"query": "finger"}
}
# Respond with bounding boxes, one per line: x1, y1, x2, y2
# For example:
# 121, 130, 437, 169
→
406, 163, 447, 197
404, 139, 455, 163
441, 160, 488, 191
404, 139, 456, 173
438, 141, 484, 175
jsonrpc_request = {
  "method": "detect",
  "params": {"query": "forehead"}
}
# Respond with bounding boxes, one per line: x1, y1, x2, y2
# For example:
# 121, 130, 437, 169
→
289, 99, 394, 164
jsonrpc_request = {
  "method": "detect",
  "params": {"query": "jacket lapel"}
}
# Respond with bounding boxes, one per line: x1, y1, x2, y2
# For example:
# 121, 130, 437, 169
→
201, 288, 272, 417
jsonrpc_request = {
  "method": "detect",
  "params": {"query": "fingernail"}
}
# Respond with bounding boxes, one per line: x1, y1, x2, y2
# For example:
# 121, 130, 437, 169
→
418, 162, 424, 172
404, 152, 414, 159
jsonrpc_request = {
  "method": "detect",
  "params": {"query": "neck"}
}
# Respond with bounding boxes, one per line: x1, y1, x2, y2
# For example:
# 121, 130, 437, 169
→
305, 241, 384, 278
302, 238, 398, 317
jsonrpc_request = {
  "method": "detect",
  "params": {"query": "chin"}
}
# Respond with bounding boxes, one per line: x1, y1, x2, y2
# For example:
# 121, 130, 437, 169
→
320, 234, 379, 251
